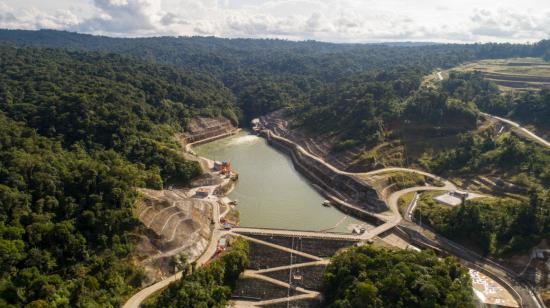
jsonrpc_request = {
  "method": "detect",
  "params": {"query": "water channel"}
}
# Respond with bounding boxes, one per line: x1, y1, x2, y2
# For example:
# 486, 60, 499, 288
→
194, 131, 367, 233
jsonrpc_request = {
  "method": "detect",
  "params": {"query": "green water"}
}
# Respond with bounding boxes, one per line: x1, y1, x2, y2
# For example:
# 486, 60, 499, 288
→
194, 131, 366, 233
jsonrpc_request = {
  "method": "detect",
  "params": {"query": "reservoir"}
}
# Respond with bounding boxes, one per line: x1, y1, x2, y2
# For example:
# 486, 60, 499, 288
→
194, 131, 367, 233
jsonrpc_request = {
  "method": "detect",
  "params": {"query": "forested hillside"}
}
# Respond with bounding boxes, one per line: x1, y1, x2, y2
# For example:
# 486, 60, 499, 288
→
323, 245, 474, 307
0, 30, 549, 306
0, 46, 237, 306
0, 46, 240, 185
442, 71, 550, 137
1, 30, 549, 122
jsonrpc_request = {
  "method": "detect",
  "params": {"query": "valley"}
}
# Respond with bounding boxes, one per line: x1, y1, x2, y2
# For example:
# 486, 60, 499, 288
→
0, 30, 549, 308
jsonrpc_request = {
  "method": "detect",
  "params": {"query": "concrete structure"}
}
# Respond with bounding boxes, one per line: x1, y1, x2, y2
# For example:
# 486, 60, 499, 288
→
125, 115, 543, 308
470, 269, 519, 307
195, 187, 210, 198
434, 190, 470, 206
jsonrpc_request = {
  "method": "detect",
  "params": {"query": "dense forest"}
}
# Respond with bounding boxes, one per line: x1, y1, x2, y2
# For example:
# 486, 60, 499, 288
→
0, 30, 549, 305
1, 30, 549, 123
0, 46, 241, 186
144, 238, 248, 307
442, 72, 550, 135
323, 245, 474, 307
417, 190, 550, 256
0, 45, 239, 306
0, 114, 145, 306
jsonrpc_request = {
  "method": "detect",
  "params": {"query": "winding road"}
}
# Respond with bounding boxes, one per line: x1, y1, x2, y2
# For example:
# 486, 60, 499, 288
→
124, 118, 546, 307
482, 112, 550, 148
435, 70, 549, 149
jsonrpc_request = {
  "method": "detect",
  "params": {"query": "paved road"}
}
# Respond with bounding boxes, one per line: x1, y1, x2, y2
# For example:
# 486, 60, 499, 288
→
126, 127, 543, 308
482, 112, 550, 148
123, 201, 226, 308
401, 189, 543, 308
399, 222, 542, 308
436, 71, 549, 148
269, 127, 544, 308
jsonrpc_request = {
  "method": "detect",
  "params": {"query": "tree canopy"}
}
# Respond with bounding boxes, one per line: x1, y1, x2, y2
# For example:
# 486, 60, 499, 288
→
145, 238, 249, 308
323, 245, 474, 308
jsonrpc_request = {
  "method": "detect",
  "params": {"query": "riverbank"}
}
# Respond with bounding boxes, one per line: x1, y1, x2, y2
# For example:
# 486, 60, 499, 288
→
126, 118, 532, 308
194, 131, 371, 232
259, 125, 387, 224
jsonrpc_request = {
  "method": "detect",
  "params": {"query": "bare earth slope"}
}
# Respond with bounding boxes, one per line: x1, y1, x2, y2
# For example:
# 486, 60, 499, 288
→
133, 188, 214, 284
261, 109, 366, 171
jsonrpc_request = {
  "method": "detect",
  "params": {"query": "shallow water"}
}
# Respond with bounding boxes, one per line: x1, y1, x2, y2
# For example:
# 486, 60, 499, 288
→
194, 131, 366, 233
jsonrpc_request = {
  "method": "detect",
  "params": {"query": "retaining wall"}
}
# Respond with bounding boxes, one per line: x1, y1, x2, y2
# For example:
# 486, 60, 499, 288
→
262, 130, 387, 219
233, 278, 301, 301
248, 241, 316, 270
184, 117, 235, 143
263, 265, 326, 291
244, 234, 357, 258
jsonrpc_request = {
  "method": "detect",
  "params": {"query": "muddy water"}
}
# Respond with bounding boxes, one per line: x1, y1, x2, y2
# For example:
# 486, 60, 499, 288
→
194, 131, 367, 233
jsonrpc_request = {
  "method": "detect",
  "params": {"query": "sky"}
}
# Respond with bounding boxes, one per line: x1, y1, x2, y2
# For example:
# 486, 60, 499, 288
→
0, 0, 549, 43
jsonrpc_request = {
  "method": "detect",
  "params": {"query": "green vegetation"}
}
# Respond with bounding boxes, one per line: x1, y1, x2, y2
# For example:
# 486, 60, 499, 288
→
397, 192, 416, 216
442, 72, 550, 135
416, 70, 550, 257
0, 46, 240, 186
145, 238, 248, 308
0, 46, 239, 306
0, 30, 550, 305
323, 245, 474, 308
0, 115, 145, 306
416, 191, 550, 256
2, 30, 550, 123
386, 172, 426, 190
421, 131, 550, 190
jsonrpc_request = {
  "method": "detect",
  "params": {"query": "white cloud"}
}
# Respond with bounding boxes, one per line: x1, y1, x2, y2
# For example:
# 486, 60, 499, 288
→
0, 2, 79, 30
469, 9, 550, 41
0, 0, 549, 42
77, 0, 166, 34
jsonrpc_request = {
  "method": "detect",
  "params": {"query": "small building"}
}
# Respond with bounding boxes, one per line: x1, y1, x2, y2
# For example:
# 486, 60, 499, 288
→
218, 238, 227, 249
450, 190, 469, 199
434, 190, 470, 206
214, 161, 231, 175
195, 187, 210, 198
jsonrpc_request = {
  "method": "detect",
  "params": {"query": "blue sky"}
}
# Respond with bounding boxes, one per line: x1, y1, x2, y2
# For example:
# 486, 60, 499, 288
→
1, 0, 549, 43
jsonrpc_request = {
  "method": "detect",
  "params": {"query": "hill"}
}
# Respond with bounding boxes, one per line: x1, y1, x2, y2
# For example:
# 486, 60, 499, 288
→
0, 45, 237, 307
2, 30, 549, 122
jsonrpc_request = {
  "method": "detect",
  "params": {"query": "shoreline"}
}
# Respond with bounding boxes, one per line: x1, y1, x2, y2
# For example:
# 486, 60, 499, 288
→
258, 128, 387, 225
189, 128, 382, 231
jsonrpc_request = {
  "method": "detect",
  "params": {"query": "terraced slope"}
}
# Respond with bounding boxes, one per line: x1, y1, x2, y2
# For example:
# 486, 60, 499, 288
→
452, 58, 550, 91
133, 188, 215, 283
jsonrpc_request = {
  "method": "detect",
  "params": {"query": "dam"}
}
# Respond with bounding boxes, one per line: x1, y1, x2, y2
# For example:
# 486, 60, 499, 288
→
194, 131, 368, 233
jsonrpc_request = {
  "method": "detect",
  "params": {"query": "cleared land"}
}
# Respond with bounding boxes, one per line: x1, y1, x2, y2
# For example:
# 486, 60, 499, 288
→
451, 57, 550, 92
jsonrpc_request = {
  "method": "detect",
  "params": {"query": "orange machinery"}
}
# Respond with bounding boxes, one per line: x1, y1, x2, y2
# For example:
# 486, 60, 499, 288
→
220, 161, 231, 175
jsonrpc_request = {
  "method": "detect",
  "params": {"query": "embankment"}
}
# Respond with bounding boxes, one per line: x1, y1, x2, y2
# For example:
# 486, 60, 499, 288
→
260, 128, 387, 223
184, 116, 236, 143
